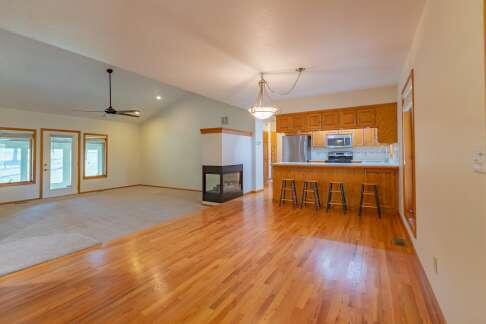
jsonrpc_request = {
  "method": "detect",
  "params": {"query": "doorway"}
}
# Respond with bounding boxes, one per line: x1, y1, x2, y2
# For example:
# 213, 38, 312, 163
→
401, 70, 417, 236
263, 124, 277, 183
41, 129, 80, 198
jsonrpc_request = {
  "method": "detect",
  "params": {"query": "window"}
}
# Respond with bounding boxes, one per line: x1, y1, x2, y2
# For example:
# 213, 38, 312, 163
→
83, 133, 107, 178
0, 128, 36, 186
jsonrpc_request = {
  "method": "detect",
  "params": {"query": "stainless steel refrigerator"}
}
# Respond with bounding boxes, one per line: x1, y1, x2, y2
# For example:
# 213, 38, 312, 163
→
282, 135, 311, 162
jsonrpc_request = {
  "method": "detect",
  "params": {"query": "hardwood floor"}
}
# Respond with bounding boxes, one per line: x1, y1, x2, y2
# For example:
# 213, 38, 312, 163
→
0, 187, 443, 323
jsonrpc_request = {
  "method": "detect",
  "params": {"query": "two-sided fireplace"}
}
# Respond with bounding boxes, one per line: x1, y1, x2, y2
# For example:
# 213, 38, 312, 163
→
202, 164, 243, 203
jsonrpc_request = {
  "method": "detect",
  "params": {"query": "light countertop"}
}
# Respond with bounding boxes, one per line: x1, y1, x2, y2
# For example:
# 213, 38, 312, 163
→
272, 161, 399, 169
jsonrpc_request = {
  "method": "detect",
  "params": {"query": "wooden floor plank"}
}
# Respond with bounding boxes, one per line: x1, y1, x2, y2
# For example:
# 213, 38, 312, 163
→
0, 188, 444, 323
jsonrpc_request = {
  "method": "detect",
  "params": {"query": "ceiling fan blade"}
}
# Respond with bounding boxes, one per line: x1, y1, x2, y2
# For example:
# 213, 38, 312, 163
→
116, 109, 141, 117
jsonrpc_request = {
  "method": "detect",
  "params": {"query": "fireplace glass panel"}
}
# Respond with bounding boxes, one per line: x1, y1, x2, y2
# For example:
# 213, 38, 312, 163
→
223, 172, 241, 193
205, 173, 221, 194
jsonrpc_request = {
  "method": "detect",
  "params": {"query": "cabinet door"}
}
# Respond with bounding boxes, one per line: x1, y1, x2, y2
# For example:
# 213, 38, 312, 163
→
352, 129, 364, 146
311, 131, 326, 147
363, 128, 378, 146
322, 111, 339, 130
357, 108, 376, 127
290, 114, 308, 132
376, 103, 398, 143
339, 109, 358, 128
308, 113, 322, 131
276, 115, 291, 133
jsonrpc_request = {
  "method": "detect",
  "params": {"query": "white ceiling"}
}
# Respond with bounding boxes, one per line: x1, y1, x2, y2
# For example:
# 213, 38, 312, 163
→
0, 29, 189, 122
0, 0, 424, 110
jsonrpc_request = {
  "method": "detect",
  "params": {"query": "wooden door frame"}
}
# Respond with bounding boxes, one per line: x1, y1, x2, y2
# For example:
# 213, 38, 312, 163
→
401, 69, 417, 237
40, 128, 81, 198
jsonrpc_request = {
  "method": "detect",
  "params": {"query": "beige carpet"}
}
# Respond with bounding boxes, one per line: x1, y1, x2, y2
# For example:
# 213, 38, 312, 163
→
0, 233, 98, 276
0, 186, 203, 276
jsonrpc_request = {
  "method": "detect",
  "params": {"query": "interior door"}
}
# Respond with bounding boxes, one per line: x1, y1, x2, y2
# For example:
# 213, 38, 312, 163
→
402, 70, 417, 236
42, 130, 79, 198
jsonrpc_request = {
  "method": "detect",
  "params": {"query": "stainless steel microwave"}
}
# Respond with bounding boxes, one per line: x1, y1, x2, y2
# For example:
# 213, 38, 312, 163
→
327, 133, 352, 148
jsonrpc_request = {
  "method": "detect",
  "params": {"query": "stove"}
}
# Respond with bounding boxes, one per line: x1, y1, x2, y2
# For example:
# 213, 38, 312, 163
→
326, 151, 353, 163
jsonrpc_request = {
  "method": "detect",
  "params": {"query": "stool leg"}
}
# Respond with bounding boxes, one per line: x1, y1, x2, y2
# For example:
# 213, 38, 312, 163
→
279, 180, 286, 207
374, 185, 382, 218
291, 181, 298, 207
300, 182, 307, 208
340, 184, 347, 214
326, 183, 332, 212
312, 183, 318, 210
313, 183, 321, 210
359, 184, 364, 216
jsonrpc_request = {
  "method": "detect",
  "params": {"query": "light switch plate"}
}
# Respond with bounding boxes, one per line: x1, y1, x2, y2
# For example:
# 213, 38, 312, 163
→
473, 148, 486, 174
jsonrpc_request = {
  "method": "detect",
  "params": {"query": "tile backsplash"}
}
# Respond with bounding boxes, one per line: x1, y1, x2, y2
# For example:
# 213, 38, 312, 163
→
311, 144, 399, 163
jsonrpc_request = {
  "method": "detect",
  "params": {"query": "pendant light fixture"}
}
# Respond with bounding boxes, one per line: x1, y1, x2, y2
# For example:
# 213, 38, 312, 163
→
248, 67, 305, 120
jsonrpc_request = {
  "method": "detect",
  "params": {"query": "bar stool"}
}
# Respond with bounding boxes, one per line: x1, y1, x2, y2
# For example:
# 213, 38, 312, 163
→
300, 180, 321, 210
279, 179, 298, 207
326, 182, 347, 214
359, 183, 382, 218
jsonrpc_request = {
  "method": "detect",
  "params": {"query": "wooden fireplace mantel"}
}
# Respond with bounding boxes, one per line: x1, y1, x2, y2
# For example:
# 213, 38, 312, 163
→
200, 128, 253, 137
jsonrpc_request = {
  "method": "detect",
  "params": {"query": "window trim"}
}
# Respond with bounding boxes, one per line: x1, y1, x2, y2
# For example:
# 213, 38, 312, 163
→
0, 127, 37, 187
83, 133, 108, 179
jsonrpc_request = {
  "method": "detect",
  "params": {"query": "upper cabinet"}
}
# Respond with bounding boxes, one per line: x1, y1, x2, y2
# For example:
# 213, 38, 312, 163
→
357, 108, 376, 127
276, 113, 308, 133
322, 110, 340, 130
307, 113, 322, 131
276, 103, 397, 144
290, 113, 308, 133
339, 110, 358, 128
276, 115, 291, 133
376, 104, 398, 144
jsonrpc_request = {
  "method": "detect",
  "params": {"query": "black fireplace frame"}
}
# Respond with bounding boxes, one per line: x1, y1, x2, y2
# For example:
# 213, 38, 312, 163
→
202, 164, 243, 203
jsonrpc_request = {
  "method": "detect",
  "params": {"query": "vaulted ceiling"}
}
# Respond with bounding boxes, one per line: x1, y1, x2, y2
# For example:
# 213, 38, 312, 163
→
0, 0, 424, 111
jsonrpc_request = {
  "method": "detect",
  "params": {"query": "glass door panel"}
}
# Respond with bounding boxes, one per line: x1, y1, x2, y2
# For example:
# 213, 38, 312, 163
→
49, 136, 73, 190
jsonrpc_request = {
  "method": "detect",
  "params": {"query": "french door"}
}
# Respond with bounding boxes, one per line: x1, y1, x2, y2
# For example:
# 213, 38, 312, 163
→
41, 129, 79, 198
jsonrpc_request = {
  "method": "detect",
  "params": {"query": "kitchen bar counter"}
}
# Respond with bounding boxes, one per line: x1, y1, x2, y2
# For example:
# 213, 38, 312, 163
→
273, 161, 399, 169
272, 162, 398, 213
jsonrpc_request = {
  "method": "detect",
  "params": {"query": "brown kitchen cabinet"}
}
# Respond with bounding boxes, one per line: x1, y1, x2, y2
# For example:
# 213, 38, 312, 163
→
357, 108, 376, 127
289, 113, 309, 133
322, 110, 340, 130
311, 131, 326, 147
363, 128, 378, 146
275, 103, 397, 144
339, 109, 358, 128
276, 115, 291, 133
308, 113, 322, 131
352, 129, 364, 146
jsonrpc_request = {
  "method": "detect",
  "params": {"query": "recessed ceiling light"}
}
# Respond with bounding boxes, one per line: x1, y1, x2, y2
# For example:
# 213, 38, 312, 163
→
156, 96, 162, 100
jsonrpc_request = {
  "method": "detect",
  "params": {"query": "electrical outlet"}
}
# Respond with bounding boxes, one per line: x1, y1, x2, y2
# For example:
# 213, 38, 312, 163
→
433, 257, 439, 274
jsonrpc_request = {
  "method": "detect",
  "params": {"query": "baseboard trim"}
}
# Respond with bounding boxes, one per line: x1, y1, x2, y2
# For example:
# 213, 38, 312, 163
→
0, 197, 41, 206
245, 189, 264, 195
79, 184, 141, 195
139, 184, 202, 192
396, 212, 446, 323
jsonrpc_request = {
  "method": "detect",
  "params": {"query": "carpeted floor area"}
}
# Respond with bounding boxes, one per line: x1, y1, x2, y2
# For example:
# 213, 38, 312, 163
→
0, 186, 203, 276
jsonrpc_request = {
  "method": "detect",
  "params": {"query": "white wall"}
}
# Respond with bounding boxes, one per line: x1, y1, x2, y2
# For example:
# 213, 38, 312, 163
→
201, 132, 254, 193
397, 1, 486, 323
252, 119, 264, 191
140, 94, 255, 191
0, 107, 141, 203
222, 134, 254, 193
275, 85, 397, 113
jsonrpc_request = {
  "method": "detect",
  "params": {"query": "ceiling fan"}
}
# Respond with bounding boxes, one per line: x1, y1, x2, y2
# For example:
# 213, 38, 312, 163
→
77, 69, 141, 118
